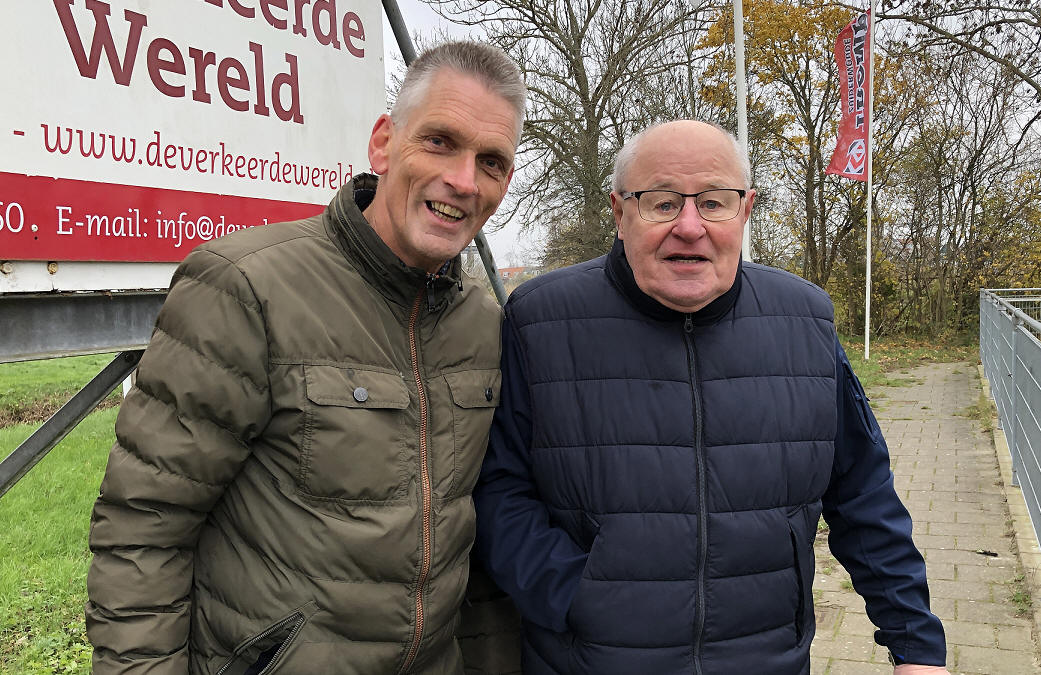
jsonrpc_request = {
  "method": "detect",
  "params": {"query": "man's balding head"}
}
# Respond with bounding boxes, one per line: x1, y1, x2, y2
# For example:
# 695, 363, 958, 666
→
609, 120, 755, 313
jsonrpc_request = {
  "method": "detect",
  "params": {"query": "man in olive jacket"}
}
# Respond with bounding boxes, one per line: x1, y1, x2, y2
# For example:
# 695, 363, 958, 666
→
85, 41, 525, 674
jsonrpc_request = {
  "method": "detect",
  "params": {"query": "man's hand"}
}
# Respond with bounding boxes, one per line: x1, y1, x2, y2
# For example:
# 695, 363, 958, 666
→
894, 665, 950, 674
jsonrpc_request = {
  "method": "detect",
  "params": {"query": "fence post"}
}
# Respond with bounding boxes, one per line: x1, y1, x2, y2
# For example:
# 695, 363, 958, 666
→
1010, 317, 1022, 487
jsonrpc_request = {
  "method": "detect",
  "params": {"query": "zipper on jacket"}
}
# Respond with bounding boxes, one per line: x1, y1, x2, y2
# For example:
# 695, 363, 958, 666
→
215, 612, 306, 675
425, 273, 437, 313
400, 288, 433, 674
684, 315, 708, 675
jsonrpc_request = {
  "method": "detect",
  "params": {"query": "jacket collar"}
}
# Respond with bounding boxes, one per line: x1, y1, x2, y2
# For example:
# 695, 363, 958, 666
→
326, 173, 463, 311
605, 235, 741, 326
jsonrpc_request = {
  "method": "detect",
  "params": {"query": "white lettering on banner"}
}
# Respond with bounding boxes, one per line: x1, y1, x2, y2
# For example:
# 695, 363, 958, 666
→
51, 203, 266, 248
851, 13, 869, 129
0, 202, 27, 234
155, 210, 267, 248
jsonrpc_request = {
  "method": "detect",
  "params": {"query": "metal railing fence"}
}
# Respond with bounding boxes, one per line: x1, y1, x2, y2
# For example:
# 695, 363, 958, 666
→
980, 288, 1041, 545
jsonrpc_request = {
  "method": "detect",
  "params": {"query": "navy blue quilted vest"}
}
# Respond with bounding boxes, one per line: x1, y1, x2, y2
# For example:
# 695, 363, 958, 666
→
510, 244, 838, 674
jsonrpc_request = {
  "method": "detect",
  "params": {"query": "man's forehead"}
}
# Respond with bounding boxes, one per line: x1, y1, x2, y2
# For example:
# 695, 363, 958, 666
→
412, 71, 519, 137
629, 126, 740, 187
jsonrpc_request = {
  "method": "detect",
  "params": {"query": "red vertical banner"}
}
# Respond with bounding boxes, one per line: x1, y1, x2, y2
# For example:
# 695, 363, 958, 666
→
826, 11, 872, 181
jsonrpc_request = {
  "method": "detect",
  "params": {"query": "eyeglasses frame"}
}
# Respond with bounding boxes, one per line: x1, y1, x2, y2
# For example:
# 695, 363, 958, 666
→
620, 188, 748, 223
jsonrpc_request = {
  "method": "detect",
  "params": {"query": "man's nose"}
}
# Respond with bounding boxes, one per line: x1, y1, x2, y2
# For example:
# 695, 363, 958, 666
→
444, 153, 479, 196
670, 197, 707, 238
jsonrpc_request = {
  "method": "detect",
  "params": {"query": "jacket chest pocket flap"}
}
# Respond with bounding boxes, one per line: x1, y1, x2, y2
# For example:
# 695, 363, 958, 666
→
444, 369, 501, 495
300, 364, 411, 502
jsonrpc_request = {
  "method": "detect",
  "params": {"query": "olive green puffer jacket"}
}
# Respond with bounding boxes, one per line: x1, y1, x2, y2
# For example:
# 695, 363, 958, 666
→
86, 175, 503, 674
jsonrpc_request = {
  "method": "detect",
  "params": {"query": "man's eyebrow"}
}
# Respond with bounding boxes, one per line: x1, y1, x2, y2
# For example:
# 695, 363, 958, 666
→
415, 122, 461, 140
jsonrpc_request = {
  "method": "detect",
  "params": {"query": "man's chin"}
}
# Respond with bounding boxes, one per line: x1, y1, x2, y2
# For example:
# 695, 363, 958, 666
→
647, 281, 722, 314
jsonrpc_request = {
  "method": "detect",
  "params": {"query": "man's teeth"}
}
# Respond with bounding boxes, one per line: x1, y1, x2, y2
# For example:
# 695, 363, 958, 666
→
429, 201, 464, 220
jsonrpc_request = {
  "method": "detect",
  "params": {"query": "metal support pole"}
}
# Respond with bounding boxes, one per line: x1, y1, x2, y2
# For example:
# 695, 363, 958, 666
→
863, 2, 876, 361
733, 0, 750, 262
0, 350, 143, 498
980, 289, 986, 369
381, 0, 509, 306
1011, 318, 1022, 486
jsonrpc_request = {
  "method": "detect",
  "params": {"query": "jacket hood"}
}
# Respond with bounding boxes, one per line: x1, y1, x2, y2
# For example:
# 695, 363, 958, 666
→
605, 235, 741, 326
327, 173, 464, 311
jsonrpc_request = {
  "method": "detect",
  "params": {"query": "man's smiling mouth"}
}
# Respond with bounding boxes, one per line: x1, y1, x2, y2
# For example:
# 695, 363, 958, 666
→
666, 254, 707, 262
428, 201, 465, 222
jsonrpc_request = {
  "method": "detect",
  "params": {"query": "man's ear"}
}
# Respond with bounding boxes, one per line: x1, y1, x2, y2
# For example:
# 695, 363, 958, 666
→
368, 114, 394, 175
610, 191, 626, 240
742, 189, 756, 223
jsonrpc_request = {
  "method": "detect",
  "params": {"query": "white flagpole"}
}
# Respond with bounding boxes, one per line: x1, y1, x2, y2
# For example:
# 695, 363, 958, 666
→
734, 0, 750, 261
863, 1, 875, 360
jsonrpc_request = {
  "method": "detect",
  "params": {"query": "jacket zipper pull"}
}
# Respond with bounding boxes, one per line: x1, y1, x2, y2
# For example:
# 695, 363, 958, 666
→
684, 314, 694, 334
426, 274, 437, 313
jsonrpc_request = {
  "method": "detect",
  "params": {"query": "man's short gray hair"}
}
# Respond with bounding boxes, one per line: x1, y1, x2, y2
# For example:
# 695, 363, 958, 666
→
611, 121, 752, 192
391, 41, 527, 142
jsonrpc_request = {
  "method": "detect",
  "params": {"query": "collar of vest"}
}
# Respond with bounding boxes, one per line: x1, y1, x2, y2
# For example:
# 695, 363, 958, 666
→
605, 235, 741, 326
326, 173, 462, 311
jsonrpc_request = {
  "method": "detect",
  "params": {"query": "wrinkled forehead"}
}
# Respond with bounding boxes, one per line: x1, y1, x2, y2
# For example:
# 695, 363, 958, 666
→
417, 69, 524, 146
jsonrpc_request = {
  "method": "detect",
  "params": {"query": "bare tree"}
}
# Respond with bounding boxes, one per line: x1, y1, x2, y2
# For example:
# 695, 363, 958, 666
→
426, 0, 716, 266
882, 0, 1041, 141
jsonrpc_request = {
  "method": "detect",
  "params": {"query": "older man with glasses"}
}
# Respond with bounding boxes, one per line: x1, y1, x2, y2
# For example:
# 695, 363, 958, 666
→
471, 120, 949, 674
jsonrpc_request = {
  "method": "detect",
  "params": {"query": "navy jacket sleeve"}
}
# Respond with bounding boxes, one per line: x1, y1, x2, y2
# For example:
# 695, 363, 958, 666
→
824, 338, 947, 666
472, 304, 588, 633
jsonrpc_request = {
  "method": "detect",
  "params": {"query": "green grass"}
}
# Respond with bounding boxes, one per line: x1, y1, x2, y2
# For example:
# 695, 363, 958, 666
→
1006, 573, 1033, 617
0, 408, 116, 674
840, 334, 978, 394
0, 354, 121, 427
958, 392, 997, 434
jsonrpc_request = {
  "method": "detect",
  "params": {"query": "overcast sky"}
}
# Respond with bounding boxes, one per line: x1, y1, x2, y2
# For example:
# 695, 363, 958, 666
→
380, 1, 540, 268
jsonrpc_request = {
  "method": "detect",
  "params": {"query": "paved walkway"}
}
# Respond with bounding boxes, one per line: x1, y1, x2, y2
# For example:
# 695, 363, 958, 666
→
810, 361, 1041, 674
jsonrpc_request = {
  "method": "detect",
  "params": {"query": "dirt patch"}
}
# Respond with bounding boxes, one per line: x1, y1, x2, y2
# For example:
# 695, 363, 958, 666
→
0, 393, 121, 428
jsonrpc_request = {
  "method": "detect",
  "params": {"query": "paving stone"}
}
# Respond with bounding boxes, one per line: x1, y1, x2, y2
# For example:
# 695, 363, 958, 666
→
811, 635, 875, 661
995, 624, 1034, 651
954, 563, 1020, 583
928, 522, 988, 537
913, 533, 959, 549
955, 599, 1030, 626
929, 579, 994, 602
835, 611, 876, 637
955, 645, 1038, 674
942, 620, 996, 648
925, 561, 957, 580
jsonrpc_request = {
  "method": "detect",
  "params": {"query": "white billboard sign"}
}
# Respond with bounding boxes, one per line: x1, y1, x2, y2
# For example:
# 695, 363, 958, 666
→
0, 0, 385, 291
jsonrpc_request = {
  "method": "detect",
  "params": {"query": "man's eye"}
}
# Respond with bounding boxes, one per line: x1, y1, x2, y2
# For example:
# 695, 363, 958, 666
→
481, 157, 504, 173
426, 136, 447, 148
701, 200, 722, 211
654, 199, 678, 213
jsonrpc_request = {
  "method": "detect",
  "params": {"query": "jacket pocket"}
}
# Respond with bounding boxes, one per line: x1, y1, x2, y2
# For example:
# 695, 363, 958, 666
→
216, 600, 318, 675
566, 512, 602, 639
299, 364, 410, 502
842, 360, 880, 443
444, 369, 501, 496
787, 511, 814, 647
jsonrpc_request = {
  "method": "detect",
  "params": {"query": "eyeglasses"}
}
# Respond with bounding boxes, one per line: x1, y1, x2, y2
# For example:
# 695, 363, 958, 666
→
620, 188, 747, 223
